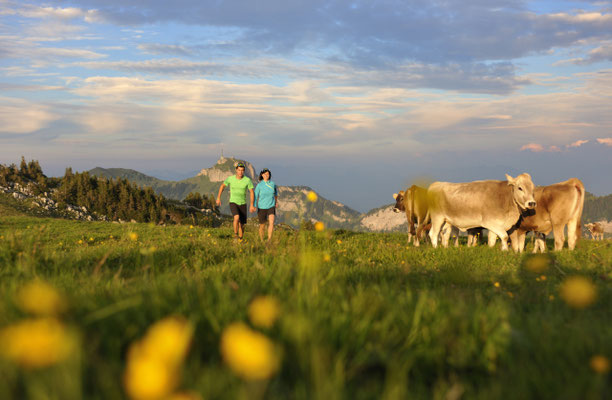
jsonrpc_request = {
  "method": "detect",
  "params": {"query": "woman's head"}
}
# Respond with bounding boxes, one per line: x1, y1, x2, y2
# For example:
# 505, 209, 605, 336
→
259, 168, 271, 181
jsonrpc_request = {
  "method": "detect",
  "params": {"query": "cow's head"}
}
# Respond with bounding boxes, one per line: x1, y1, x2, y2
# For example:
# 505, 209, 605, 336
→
584, 223, 594, 231
506, 173, 536, 210
392, 191, 405, 213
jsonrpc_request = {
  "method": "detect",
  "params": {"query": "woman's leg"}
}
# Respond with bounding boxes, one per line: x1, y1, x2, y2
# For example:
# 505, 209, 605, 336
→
267, 214, 275, 241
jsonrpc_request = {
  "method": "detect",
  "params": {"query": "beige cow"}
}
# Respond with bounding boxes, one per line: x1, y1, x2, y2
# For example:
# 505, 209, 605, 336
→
393, 185, 429, 246
585, 222, 604, 241
426, 174, 537, 250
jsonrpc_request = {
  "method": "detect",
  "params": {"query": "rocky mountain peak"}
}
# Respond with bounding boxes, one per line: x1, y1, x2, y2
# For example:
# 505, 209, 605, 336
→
197, 156, 257, 182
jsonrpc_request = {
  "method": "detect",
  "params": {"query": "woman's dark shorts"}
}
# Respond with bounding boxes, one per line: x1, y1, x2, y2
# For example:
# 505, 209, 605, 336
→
257, 207, 276, 224
230, 202, 247, 224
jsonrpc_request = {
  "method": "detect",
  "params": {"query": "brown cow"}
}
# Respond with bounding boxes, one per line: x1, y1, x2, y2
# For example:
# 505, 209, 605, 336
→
585, 222, 604, 241
393, 185, 429, 246
426, 173, 537, 250
508, 178, 585, 252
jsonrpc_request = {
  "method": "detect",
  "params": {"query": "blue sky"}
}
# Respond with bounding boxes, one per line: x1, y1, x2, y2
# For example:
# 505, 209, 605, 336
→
1, 0, 611, 212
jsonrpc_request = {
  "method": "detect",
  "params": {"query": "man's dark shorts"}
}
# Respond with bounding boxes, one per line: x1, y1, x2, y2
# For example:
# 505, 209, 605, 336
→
257, 207, 276, 224
229, 202, 247, 224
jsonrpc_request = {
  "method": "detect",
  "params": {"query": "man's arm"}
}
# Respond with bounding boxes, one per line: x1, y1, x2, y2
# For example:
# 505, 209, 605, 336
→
249, 188, 256, 213
216, 183, 226, 206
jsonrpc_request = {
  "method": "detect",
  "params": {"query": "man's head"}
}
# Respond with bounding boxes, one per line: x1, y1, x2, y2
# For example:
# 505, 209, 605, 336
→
235, 162, 245, 178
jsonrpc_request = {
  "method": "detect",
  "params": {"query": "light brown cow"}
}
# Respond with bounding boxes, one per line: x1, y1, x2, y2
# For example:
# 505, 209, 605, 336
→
393, 185, 429, 246
426, 174, 537, 250
585, 222, 604, 241
508, 178, 585, 252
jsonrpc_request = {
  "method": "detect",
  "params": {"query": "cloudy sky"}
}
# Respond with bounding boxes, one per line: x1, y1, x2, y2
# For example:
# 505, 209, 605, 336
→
1, 0, 611, 212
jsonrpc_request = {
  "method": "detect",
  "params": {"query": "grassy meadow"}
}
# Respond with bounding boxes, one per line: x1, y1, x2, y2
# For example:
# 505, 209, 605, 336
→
0, 209, 611, 399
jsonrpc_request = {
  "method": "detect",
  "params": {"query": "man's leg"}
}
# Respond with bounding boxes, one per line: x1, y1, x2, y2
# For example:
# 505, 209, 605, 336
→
259, 223, 266, 241
233, 215, 240, 238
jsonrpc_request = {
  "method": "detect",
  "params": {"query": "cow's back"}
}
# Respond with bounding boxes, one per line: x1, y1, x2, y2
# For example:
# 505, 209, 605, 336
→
428, 180, 516, 229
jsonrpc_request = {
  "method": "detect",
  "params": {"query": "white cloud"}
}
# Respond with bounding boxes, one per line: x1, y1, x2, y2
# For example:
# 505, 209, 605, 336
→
520, 143, 545, 152
0, 97, 57, 134
597, 138, 612, 146
568, 139, 589, 148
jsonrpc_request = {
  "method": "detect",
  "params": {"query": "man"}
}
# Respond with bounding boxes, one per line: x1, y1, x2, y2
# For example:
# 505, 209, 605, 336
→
216, 162, 256, 241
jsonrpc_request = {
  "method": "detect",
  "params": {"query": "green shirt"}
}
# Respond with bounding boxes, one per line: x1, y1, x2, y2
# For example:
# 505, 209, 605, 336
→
223, 175, 254, 205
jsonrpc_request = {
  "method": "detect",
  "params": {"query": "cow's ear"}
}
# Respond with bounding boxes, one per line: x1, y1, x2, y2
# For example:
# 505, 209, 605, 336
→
506, 174, 515, 186
393, 193, 398, 199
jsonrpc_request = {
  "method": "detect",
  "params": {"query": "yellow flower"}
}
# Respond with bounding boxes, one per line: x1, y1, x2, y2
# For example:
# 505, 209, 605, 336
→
16, 280, 66, 315
189, 225, 194, 229
494, 282, 500, 288
249, 296, 281, 329
89, 237, 94, 242
323, 253, 331, 262
124, 316, 193, 400
124, 353, 177, 400
314, 222, 325, 232
559, 276, 597, 309
590, 355, 610, 374
0, 318, 75, 368
141, 316, 193, 368
77, 239, 83, 244
336, 240, 342, 245
540, 275, 547, 281
524, 254, 549, 273
129, 232, 139, 241
220, 322, 280, 380
306, 191, 318, 202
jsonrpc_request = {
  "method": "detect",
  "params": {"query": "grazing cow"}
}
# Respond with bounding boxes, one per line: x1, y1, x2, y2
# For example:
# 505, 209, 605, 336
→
508, 178, 585, 252
426, 174, 537, 250
393, 185, 429, 246
585, 222, 604, 241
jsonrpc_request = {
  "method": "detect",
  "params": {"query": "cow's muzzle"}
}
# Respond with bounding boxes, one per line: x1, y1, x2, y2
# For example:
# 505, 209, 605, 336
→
527, 201, 536, 209
392, 207, 401, 213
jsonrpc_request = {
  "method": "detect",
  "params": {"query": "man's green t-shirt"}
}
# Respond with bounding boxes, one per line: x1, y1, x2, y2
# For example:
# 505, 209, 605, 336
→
223, 175, 254, 205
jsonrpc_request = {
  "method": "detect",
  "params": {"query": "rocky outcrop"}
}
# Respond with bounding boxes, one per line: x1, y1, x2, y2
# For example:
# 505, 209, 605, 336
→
1, 182, 103, 221
197, 156, 257, 182
359, 205, 407, 232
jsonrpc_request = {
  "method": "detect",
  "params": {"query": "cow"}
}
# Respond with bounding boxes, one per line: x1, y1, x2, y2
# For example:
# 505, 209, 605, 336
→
393, 185, 429, 246
426, 173, 537, 251
585, 222, 604, 241
507, 178, 585, 252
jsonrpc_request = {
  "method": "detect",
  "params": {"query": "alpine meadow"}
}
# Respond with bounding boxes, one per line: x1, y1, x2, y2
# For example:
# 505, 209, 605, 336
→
0, 190, 610, 399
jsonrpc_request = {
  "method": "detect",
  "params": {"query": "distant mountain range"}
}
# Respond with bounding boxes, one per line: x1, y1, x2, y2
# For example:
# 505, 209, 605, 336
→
88, 156, 611, 232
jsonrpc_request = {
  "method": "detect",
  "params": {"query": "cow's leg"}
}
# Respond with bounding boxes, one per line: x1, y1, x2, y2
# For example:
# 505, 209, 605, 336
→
488, 228, 509, 250
567, 220, 579, 250
440, 223, 451, 248
407, 222, 415, 246
413, 219, 421, 247
487, 232, 498, 247
552, 225, 565, 250
429, 216, 445, 248
508, 231, 522, 252
534, 233, 546, 253
452, 226, 459, 247
518, 232, 527, 252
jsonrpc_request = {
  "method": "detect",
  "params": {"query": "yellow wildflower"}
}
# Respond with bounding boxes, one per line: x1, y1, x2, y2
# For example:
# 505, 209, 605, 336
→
323, 253, 331, 262
220, 322, 280, 380
89, 237, 94, 242
306, 191, 318, 202
337, 240, 342, 245
124, 353, 177, 400
16, 280, 66, 315
590, 355, 610, 374
249, 296, 281, 329
524, 254, 549, 273
124, 316, 193, 400
0, 318, 75, 368
494, 282, 500, 288
559, 276, 597, 309
77, 239, 83, 244
129, 232, 139, 241
189, 225, 194, 229
314, 222, 325, 232
140, 316, 193, 368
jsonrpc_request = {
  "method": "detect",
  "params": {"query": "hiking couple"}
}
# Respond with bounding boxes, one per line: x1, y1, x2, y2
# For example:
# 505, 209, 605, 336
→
216, 162, 278, 242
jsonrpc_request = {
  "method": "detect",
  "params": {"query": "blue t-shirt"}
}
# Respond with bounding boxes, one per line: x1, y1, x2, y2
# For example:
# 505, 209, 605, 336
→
254, 180, 277, 210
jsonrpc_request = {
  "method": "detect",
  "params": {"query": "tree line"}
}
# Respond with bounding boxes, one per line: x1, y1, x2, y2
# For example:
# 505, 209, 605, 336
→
1, 158, 219, 226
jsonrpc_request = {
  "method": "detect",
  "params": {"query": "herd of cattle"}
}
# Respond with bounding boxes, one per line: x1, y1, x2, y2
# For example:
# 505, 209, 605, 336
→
393, 173, 606, 252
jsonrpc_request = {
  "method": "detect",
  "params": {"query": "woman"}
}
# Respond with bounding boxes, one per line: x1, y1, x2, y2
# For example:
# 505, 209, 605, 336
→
254, 168, 278, 242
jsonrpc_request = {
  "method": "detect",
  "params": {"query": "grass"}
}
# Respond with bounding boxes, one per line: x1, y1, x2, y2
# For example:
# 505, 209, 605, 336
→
0, 214, 611, 400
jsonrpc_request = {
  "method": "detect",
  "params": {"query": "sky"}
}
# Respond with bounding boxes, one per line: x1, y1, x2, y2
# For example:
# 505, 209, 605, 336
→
1, 0, 611, 212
